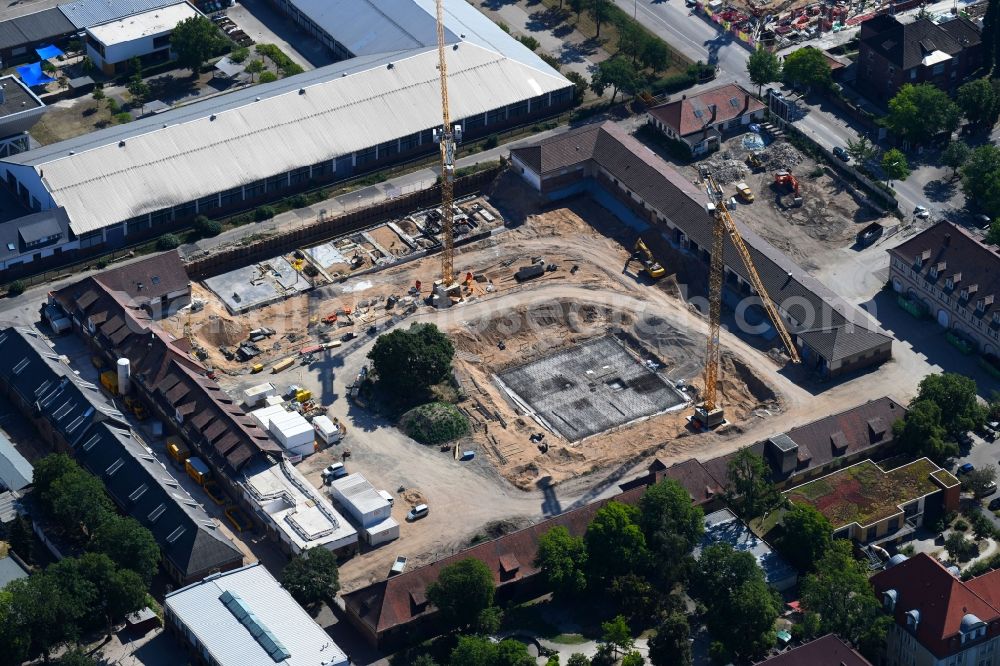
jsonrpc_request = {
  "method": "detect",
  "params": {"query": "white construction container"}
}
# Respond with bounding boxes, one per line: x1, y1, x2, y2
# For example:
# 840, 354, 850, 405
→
250, 404, 286, 431
313, 415, 343, 445
365, 517, 400, 546
268, 410, 315, 457
243, 382, 276, 408
330, 473, 392, 527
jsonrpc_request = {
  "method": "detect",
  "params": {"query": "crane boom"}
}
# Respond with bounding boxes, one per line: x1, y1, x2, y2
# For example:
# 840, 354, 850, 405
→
700, 174, 801, 422
435, 0, 455, 286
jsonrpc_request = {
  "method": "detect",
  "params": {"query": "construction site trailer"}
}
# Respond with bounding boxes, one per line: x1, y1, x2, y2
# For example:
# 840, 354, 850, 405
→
272, 358, 294, 373
250, 404, 286, 431
268, 409, 315, 456
242, 382, 276, 408
330, 473, 392, 527
185, 456, 211, 485
364, 517, 400, 546
313, 415, 343, 445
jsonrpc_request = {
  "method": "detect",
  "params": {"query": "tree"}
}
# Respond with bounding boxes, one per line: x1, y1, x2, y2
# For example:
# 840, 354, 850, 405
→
985, 0, 1000, 73
916, 373, 988, 437
747, 48, 781, 96
54, 649, 99, 666
883, 83, 961, 144
943, 140, 972, 180
585, 501, 648, 583
426, 558, 495, 631
280, 547, 340, 607
32, 453, 77, 494
781, 47, 831, 90
892, 399, 954, 463
569, 0, 584, 18
171, 16, 226, 75
244, 58, 266, 82
615, 17, 646, 64
881, 148, 911, 186
567, 655, 591, 666
779, 504, 832, 571
8, 514, 35, 563
91, 85, 105, 105
962, 144, 1000, 219
957, 78, 1000, 130
647, 612, 692, 666
535, 526, 588, 598
621, 652, 645, 666
725, 448, 779, 520
89, 515, 159, 584
639, 479, 704, 583
601, 614, 634, 658
588, 0, 610, 38
963, 466, 998, 496
43, 468, 114, 539
846, 135, 879, 165
801, 541, 886, 651
126, 75, 149, 106
368, 323, 454, 403
641, 39, 669, 73
610, 574, 663, 627
0, 588, 30, 666
694, 544, 779, 659
945, 531, 980, 562
590, 58, 640, 104
450, 636, 534, 666
565, 71, 589, 104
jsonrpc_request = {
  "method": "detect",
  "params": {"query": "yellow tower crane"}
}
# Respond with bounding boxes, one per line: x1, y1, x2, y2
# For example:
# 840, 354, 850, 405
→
434, 0, 461, 289
694, 173, 800, 429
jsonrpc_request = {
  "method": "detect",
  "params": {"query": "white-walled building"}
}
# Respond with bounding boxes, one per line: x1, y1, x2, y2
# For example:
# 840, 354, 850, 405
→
250, 404, 315, 457
330, 473, 398, 546
84, 1, 200, 75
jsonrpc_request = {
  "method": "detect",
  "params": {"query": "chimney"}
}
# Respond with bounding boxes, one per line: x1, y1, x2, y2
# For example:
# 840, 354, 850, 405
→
742, 93, 751, 114
944, 233, 951, 245
708, 103, 718, 124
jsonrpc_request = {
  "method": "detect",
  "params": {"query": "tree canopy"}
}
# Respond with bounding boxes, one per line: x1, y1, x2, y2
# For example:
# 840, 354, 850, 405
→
881, 148, 911, 184
962, 144, 1000, 219
891, 399, 954, 463
427, 558, 495, 631
171, 16, 227, 75
882, 83, 961, 144
778, 504, 832, 571
983, 0, 1000, 73
600, 615, 635, 658
725, 448, 779, 520
450, 635, 535, 666
957, 78, 1000, 130
639, 479, 704, 583
34, 454, 113, 540
280, 547, 341, 607
89, 515, 160, 584
585, 501, 648, 583
535, 525, 588, 598
781, 47, 831, 89
846, 135, 879, 165
647, 611, 692, 666
747, 48, 782, 95
915, 372, 987, 436
590, 58, 641, 104
963, 466, 998, 496
368, 323, 455, 403
943, 140, 972, 180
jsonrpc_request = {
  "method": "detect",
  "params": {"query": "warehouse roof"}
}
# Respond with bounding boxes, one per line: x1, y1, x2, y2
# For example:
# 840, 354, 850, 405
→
6, 41, 567, 235
0, 8, 75, 50
331, 473, 389, 516
165, 563, 348, 666
58, 0, 179, 29
0, 433, 32, 491
87, 1, 199, 46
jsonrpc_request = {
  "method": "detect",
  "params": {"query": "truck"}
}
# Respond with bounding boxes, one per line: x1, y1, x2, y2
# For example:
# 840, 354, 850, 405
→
633, 239, 665, 279
166, 437, 191, 464
856, 222, 884, 247
735, 182, 754, 203
42, 304, 71, 335
515, 261, 545, 282
185, 456, 211, 485
390, 556, 408, 576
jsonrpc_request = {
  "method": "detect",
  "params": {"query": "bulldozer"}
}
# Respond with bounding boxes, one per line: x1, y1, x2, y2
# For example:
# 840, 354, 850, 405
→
773, 170, 803, 207
746, 152, 764, 172
633, 239, 665, 279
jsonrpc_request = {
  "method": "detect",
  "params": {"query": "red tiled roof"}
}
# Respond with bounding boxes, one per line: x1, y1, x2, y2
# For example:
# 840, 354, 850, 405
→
871, 553, 1000, 658
342, 486, 646, 635
655, 458, 723, 505
648, 83, 764, 137
756, 634, 871, 665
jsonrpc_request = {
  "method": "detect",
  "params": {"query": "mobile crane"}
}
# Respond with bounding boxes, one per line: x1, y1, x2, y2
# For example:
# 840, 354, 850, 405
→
694, 173, 801, 429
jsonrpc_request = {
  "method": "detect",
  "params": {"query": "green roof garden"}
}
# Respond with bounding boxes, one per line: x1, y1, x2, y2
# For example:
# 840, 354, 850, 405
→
784, 458, 942, 529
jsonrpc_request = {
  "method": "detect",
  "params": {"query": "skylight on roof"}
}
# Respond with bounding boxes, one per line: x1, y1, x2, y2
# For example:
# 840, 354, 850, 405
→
729, 97, 739, 107
693, 108, 703, 118
6, 243, 13, 251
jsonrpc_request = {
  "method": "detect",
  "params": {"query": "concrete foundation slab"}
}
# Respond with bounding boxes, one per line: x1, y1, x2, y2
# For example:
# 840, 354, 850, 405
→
204, 256, 313, 314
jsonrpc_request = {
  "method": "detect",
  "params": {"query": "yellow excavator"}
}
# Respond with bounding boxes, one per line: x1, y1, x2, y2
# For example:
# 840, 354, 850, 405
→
634, 239, 666, 279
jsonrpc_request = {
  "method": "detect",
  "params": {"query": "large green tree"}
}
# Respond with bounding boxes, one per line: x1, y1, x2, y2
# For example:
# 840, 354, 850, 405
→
943, 140, 972, 180
171, 16, 227, 75
915, 372, 988, 436
89, 515, 160, 584
588, 0, 610, 38
962, 144, 1000, 218
957, 78, 1000, 130
647, 611, 692, 666
585, 501, 648, 583
450, 636, 534, 666
747, 48, 782, 95
639, 479, 704, 583
883, 83, 961, 144
600, 614, 635, 659
891, 399, 954, 463
725, 448, 779, 520
535, 525, 588, 598
427, 558, 495, 631
781, 47, 831, 89
778, 504, 832, 571
590, 58, 641, 104
368, 323, 455, 403
32, 453, 76, 493
43, 468, 113, 539
984, 0, 1000, 73
846, 135, 879, 165
881, 148, 911, 186
281, 547, 340, 607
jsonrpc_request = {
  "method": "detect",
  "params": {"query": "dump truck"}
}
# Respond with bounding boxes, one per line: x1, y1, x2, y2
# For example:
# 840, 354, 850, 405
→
633, 239, 665, 279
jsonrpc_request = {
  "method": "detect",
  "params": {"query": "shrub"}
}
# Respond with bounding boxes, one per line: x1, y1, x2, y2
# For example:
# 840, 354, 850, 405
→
114, 112, 132, 124
400, 402, 470, 445
483, 134, 499, 149
156, 234, 180, 250
539, 52, 561, 71
259, 71, 278, 83
7, 280, 25, 297
255, 206, 276, 221
497, 21, 510, 33
229, 46, 249, 63
107, 98, 120, 113
518, 35, 540, 51
193, 215, 222, 237
955, 519, 969, 532
288, 194, 308, 209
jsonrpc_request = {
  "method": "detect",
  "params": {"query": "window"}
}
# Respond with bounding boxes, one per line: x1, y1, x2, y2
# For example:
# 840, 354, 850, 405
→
910, 69, 917, 79
978, 299, 986, 312
933, 63, 945, 75
153, 34, 170, 49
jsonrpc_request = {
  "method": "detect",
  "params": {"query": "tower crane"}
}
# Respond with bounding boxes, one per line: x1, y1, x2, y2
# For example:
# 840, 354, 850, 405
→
434, 0, 461, 291
694, 173, 801, 429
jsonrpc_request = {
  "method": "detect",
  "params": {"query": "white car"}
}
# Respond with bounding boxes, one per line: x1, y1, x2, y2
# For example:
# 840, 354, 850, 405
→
406, 504, 429, 521
914, 206, 930, 219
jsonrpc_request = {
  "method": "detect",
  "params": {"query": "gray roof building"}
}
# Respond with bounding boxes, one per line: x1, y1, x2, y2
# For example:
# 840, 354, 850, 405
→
0, 555, 28, 589
0, 432, 31, 491
0, 8, 75, 52
695, 508, 798, 591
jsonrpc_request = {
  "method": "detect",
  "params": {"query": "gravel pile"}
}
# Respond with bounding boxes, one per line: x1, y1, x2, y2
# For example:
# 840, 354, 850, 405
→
701, 157, 747, 184
762, 142, 804, 171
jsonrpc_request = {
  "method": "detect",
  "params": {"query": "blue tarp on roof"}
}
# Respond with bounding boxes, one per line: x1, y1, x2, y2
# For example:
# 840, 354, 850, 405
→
16, 62, 55, 87
35, 44, 64, 59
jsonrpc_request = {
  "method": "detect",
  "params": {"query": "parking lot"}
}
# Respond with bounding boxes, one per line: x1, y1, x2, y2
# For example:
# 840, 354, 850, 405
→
226, 0, 337, 70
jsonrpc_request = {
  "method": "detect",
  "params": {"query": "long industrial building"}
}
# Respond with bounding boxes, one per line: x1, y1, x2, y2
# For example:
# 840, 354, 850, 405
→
0, 0, 571, 274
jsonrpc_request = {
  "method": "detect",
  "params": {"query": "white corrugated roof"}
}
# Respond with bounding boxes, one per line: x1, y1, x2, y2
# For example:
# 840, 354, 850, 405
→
289, 0, 445, 55
330, 473, 389, 516
23, 42, 566, 234
164, 563, 349, 666
87, 1, 198, 46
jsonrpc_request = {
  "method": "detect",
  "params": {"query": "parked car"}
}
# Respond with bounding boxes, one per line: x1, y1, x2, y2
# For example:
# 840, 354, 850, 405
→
832, 146, 850, 162
959, 462, 975, 474
322, 462, 347, 482
978, 481, 998, 498
406, 503, 429, 521
975, 213, 992, 230
341, 331, 356, 342
914, 205, 930, 219
989, 496, 1000, 511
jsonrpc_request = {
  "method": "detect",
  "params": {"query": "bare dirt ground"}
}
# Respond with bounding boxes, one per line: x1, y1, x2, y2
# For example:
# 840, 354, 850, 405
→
688, 136, 894, 272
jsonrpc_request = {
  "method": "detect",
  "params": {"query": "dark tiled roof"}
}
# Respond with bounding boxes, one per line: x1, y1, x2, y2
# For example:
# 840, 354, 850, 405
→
756, 634, 871, 665
889, 221, 1000, 323
512, 122, 891, 365
0, 207, 69, 260
655, 458, 723, 505
872, 553, 1000, 658
343, 486, 646, 635
0, 8, 75, 51
0, 327, 244, 581
648, 83, 764, 137
860, 16, 980, 69
93, 251, 189, 304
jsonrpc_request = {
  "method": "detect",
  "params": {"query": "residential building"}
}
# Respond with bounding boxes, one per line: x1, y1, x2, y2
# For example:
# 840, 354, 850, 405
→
857, 15, 982, 102
889, 222, 1000, 358
756, 634, 872, 665
695, 508, 797, 591
872, 552, 1000, 666
784, 458, 959, 546
164, 563, 349, 666
510, 122, 892, 379
84, 250, 191, 318
647, 82, 765, 155
0, 432, 32, 492
84, 1, 200, 75
0, 326, 245, 584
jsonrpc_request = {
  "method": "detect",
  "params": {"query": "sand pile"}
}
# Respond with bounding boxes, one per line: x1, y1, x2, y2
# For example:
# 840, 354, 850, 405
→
197, 315, 249, 347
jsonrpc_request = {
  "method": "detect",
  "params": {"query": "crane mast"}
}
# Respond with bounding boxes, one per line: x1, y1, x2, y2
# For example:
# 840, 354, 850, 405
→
435, 0, 457, 287
695, 174, 801, 428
